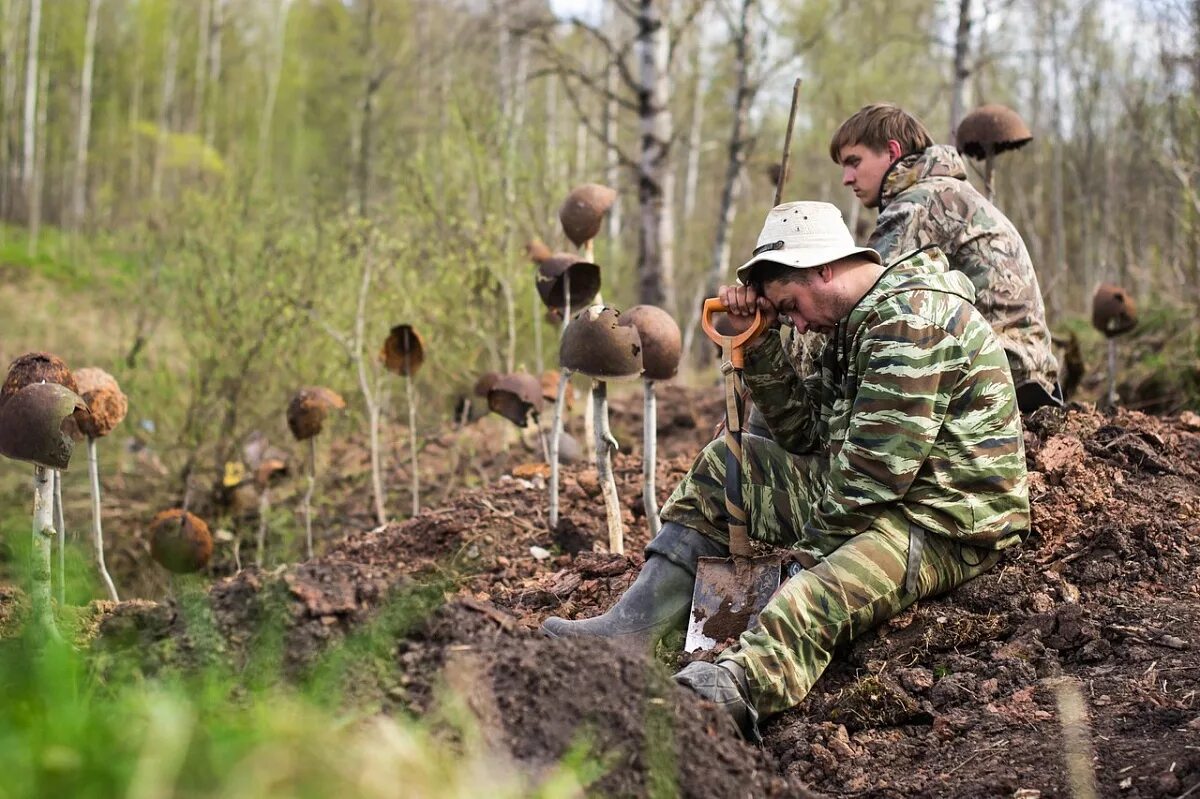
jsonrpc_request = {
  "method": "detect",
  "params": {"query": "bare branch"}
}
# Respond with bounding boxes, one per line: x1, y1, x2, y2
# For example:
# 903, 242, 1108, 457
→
558, 72, 638, 170
668, 0, 711, 63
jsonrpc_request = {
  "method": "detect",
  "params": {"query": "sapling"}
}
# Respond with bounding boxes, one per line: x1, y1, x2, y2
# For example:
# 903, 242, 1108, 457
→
73, 367, 128, 602
287, 386, 346, 560
382, 324, 426, 517
619, 306, 682, 536
559, 306, 644, 554
0, 381, 88, 641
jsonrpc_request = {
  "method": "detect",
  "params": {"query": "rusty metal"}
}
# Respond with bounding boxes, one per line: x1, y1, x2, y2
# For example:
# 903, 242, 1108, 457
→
381, 324, 425, 377
956, 104, 1032, 160
620, 305, 681, 381
287, 386, 346, 440
1092, 283, 1137, 337
559, 183, 617, 247
0, 382, 88, 470
488, 372, 543, 427
74, 367, 127, 438
150, 509, 213, 573
535, 254, 601, 312
559, 305, 643, 380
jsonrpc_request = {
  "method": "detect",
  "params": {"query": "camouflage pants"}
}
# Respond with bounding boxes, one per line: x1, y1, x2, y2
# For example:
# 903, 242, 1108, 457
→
659, 435, 1001, 717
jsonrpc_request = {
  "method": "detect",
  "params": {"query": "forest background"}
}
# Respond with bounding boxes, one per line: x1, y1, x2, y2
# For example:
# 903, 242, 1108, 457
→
0, 0, 1195, 512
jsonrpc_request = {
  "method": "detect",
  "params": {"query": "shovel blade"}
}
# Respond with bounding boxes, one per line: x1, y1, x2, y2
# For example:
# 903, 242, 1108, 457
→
684, 555, 782, 654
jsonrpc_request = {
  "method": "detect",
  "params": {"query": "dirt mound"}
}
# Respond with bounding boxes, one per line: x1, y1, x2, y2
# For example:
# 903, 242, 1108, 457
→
87, 398, 1200, 797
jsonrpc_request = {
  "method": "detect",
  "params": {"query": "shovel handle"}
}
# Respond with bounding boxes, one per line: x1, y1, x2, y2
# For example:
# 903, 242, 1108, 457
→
701, 299, 766, 368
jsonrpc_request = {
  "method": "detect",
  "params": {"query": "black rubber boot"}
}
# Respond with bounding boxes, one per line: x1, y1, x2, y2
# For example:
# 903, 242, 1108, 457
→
540, 522, 726, 652
675, 660, 761, 743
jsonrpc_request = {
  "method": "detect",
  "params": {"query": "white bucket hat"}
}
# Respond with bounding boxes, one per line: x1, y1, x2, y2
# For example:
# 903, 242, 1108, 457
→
735, 201, 881, 284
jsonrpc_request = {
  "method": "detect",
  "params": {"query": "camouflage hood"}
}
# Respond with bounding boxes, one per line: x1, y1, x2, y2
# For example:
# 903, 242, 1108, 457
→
843, 247, 975, 342
877, 145, 968, 211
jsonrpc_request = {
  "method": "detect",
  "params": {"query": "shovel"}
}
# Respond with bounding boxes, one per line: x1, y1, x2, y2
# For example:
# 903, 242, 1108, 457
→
684, 299, 782, 654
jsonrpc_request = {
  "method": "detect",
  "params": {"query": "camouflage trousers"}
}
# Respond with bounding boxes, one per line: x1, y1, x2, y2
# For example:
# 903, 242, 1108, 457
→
659, 435, 1001, 717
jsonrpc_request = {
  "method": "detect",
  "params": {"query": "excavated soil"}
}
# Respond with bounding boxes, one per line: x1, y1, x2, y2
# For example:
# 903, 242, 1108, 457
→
20, 388, 1200, 796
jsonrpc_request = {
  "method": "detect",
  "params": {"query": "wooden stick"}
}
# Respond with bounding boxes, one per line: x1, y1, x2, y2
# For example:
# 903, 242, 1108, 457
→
31, 466, 61, 641
54, 469, 65, 606
303, 436, 317, 560
87, 437, 118, 601
774, 78, 803, 206
406, 375, 419, 517
643, 378, 660, 535
593, 380, 623, 554
548, 368, 570, 529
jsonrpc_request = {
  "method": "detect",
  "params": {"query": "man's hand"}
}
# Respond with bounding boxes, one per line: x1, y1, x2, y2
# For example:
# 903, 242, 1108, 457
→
717, 284, 777, 342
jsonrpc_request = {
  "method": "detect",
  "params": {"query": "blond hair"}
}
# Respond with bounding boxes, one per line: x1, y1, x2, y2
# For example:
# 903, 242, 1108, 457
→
829, 103, 934, 163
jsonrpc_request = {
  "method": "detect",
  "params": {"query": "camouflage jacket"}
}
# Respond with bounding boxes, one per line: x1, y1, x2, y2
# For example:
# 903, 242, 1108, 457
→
743, 248, 1029, 549
870, 144, 1059, 397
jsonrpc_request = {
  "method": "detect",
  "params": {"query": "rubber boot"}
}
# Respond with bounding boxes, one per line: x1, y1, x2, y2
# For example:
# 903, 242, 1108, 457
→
675, 660, 761, 742
540, 522, 726, 652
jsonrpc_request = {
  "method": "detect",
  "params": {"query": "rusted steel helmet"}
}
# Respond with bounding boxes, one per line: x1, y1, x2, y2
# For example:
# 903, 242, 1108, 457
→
956, 104, 1033, 160
380, 324, 425, 377
559, 183, 617, 247
536, 253, 602, 312
0, 382, 88, 470
1092, 283, 1138, 337
149, 509, 213, 574
525, 237, 553, 265
287, 386, 346, 440
766, 162, 791, 187
620, 305, 681, 381
473, 372, 501, 398
74, 367, 128, 438
1, 351, 78, 402
487, 372, 544, 426
560, 305, 644, 380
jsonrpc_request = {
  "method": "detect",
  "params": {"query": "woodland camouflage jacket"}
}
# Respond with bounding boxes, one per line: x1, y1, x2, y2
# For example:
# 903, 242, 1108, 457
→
870, 144, 1059, 398
743, 248, 1029, 550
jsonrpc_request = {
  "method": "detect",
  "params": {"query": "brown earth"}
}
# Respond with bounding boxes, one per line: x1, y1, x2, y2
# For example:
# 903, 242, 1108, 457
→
19, 387, 1200, 797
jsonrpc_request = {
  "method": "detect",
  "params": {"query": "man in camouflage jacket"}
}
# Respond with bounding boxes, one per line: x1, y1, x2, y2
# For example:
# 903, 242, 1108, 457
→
544, 201, 1029, 739
832, 103, 1061, 412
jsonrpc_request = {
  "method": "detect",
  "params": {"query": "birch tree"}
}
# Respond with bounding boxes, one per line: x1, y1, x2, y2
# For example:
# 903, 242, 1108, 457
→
71, 0, 101, 228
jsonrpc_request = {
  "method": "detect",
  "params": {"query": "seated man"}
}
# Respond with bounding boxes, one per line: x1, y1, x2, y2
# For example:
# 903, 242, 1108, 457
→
543, 201, 1029, 738
832, 103, 1061, 412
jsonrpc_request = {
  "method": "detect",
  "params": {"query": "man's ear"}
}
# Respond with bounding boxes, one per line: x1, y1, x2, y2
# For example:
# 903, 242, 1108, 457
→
887, 139, 903, 162
819, 264, 835, 283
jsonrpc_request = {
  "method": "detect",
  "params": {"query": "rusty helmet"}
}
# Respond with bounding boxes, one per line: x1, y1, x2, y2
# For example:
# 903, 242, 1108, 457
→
559, 183, 617, 247
956, 104, 1032, 160
380, 324, 425, 377
619, 305, 681, 381
536, 253, 602, 312
73, 367, 128, 438
287, 386, 346, 440
149, 509, 214, 574
1091, 283, 1137, 337
487, 372, 544, 426
560, 305, 643, 380
0, 382, 88, 470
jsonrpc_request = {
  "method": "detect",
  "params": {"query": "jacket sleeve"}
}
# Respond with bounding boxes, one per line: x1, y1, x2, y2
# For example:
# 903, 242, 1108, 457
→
803, 314, 965, 539
869, 198, 932, 265
740, 330, 824, 454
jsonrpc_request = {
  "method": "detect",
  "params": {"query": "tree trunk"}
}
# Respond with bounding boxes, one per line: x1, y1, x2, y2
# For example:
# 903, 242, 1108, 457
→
72, 0, 101, 229
204, 0, 223, 148
20, 0, 39, 233
257, 0, 291, 180
356, 0, 376, 218
682, 0, 758, 361
949, 0, 971, 144
1049, 3, 1066, 320
635, 0, 675, 310
152, 7, 180, 204
603, 44, 622, 245
1, 0, 23, 222
681, 28, 704, 224
28, 57, 44, 256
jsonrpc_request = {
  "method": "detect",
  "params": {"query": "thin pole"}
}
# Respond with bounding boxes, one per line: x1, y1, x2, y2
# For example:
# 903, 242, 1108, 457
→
406, 376, 418, 517
32, 466, 61, 641
54, 469, 65, 605
548, 368, 570, 529
593, 380, 623, 554
303, 436, 317, 559
774, 79, 802, 207
643, 378, 660, 535
88, 437, 119, 601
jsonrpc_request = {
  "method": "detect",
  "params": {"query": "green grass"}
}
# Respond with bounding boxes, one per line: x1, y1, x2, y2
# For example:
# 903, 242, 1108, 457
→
0, 223, 140, 292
